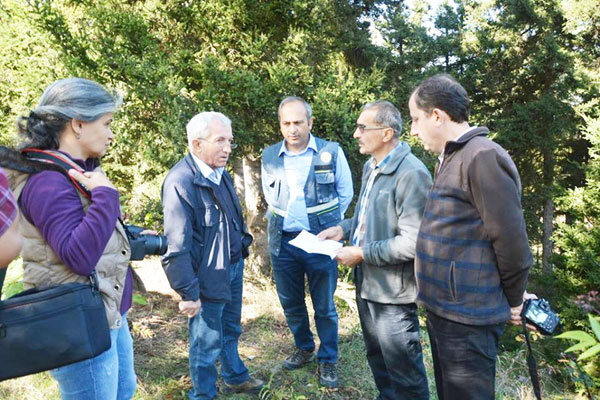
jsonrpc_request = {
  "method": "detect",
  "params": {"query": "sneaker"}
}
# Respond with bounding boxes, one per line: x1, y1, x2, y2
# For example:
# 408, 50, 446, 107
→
282, 348, 316, 370
221, 376, 264, 394
318, 362, 338, 388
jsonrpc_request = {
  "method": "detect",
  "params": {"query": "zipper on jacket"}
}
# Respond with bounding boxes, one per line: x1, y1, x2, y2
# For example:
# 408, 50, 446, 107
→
449, 261, 457, 301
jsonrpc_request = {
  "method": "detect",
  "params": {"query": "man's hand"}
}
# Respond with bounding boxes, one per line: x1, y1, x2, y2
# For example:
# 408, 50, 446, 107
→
68, 169, 116, 191
179, 299, 202, 318
317, 225, 344, 242
335, 246, 364, 267
509, 291, 538, 329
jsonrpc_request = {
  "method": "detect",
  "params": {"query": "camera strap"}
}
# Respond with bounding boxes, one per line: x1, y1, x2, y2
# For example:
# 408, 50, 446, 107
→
21, 148, 92, 201
522, 316, 543, 400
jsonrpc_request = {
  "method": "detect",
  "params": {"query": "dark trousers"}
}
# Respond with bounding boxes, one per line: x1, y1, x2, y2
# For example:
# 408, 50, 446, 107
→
426, 311, 505, 400
271, 235, 339, 363
356, 296, 429, 400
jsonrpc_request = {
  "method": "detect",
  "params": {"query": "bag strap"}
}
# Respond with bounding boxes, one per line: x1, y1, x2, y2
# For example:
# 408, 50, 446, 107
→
0, 268, 99, 300
522, 311, 543, 400
21, 148, 92, 201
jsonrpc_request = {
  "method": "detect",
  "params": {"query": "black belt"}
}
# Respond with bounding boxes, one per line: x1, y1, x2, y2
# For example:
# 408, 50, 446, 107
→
282, 230, 302, 238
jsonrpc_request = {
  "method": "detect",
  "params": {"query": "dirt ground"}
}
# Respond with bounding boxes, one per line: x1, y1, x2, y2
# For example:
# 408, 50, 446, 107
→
128, 257, 377, 399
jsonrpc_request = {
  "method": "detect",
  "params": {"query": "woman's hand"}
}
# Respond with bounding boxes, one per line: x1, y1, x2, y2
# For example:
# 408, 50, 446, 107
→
68, 169, 116, 191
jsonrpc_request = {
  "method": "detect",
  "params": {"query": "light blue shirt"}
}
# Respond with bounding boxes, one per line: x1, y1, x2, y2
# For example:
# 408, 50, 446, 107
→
276, 134, 353, 232
191, 152, 224, 185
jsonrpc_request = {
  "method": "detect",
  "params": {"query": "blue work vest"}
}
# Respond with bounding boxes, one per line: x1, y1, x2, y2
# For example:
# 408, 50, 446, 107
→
262, 137, 341, 256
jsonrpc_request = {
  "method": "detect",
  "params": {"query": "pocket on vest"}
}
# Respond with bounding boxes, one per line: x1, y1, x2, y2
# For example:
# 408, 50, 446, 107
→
264, 173, 281, 200
314, 170, 335, 203
317, 207, 340, 227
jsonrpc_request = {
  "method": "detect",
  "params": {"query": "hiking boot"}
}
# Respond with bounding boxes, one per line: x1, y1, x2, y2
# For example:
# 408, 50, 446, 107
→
318, 362, 338, 388
221, 376, 264, 394
282, 348, 316, 370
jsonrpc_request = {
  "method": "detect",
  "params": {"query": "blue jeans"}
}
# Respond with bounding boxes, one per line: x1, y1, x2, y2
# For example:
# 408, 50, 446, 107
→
188, 259, 249, 400
271, 235, 338, 363
426, 311, 504, 400
51, 313, 136, 400
356, 297, 429, 400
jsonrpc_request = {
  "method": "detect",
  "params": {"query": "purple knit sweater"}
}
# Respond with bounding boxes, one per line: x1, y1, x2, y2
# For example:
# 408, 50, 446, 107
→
19, 155, 132, 314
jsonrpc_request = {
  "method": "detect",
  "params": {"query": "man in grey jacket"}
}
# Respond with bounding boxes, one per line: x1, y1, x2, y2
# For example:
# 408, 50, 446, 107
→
319, 100, 432, 400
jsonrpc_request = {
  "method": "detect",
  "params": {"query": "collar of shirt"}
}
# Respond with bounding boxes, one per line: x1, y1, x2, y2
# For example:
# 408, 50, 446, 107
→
279, 133, 317, 157
191, 152, 224, 185
370, 142, 403, 172
353, 144, 402, 246
438, 126, 479, 168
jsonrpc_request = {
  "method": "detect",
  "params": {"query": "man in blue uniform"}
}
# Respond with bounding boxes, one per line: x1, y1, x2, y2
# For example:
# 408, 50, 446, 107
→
261, 97, 353, 388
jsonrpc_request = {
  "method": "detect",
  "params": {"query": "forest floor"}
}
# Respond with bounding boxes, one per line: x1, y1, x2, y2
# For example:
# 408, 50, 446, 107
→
0, 258, 583, 399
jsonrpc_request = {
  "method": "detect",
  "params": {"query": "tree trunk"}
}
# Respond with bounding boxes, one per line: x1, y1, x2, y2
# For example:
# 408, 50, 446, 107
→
542, 148, 554, 274
542, 197, 554, 274
232, 156, 270, 277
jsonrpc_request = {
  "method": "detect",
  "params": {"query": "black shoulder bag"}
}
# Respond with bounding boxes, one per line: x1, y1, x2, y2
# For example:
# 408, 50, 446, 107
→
0, 149, 111, 381
0, 272, 111, 381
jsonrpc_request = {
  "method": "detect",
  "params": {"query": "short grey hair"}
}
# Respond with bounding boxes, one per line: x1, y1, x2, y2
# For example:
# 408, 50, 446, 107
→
186, 111, 232, 150
361, 100, 402, 139
278, 96, 312, 121
18, 78, 122, 150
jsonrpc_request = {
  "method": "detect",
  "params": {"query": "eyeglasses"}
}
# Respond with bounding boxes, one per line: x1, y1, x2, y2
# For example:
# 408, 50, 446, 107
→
356, 124, 389, 134
198, 138, 238, 149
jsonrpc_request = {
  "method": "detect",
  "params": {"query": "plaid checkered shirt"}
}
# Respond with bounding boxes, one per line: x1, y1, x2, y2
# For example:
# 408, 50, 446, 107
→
0, 167, 17, 237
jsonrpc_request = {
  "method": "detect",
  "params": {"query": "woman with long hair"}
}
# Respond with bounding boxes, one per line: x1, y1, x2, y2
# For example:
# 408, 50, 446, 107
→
7, 78, 137, 399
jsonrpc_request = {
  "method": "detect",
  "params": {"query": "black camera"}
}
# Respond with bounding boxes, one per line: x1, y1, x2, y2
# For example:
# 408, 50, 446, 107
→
124, 225, 168, 261
523, 298, 560, 335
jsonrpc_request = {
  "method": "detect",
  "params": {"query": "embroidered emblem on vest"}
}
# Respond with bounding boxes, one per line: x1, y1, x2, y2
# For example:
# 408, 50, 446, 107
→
320, 151, 332, 163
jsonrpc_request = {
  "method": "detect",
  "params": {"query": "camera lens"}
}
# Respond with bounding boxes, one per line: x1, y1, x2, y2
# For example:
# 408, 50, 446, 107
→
143, 235, 168, 256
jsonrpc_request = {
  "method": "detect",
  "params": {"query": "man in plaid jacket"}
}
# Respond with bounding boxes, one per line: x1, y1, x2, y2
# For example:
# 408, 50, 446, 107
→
409, 74, 534, 400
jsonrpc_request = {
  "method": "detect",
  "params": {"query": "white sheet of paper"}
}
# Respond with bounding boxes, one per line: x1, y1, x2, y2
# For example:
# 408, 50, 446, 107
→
288, 230, 343, 259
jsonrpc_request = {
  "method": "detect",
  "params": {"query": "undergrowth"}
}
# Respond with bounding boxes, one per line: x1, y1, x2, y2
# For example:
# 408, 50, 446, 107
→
0, 259, 588, 399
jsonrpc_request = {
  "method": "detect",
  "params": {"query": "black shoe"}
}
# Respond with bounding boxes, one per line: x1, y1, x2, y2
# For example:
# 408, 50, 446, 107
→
282, 348, 316, 370
221, 376, 264, 394
318, 362, 338, 388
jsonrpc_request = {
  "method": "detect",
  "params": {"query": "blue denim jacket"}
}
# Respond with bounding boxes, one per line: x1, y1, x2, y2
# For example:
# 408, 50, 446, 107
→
161, 153, 252, 302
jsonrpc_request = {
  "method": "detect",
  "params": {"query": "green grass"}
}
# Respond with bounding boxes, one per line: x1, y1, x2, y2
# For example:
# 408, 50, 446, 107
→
0, 260, 588, 399
0, 258, 23, 300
